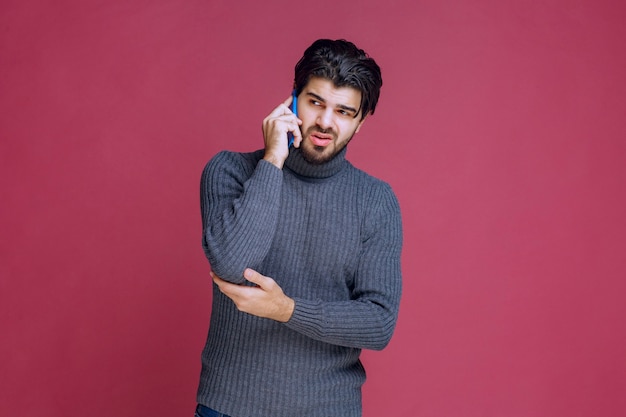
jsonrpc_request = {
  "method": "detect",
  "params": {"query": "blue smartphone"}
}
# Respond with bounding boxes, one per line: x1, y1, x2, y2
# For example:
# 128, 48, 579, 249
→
287, 89, 298, 147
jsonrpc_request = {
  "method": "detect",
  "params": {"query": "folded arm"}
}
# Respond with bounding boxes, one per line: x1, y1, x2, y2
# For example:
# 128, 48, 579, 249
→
201, 151, 283, 283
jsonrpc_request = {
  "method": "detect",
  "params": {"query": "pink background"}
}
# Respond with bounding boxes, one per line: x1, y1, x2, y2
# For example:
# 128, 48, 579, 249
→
2, 1, 625, 416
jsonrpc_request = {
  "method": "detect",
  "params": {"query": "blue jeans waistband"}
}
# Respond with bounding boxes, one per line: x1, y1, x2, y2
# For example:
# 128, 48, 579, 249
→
195, 404, 230, 417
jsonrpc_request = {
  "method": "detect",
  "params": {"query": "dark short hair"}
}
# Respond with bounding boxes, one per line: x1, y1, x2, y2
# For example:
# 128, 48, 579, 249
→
294, 39, 382, 120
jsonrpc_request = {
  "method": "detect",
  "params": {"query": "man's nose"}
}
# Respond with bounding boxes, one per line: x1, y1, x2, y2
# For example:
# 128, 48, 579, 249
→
316, 109, 333, 129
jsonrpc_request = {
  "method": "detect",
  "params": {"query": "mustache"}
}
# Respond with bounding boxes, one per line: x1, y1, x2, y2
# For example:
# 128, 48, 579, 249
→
304, 126, 336, 136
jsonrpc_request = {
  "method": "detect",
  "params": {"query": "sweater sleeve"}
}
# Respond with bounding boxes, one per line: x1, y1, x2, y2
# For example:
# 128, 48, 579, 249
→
200, 151, 283, 283
284, 183, 403, 350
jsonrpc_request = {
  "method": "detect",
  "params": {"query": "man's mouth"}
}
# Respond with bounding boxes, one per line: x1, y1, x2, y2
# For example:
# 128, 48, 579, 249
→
309, 131, 333, 147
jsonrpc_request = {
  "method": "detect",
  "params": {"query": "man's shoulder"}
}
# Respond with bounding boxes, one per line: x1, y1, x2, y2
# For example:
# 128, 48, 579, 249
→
202, 149, 265, 182
346, 161, 396, 195
209, 149, 265, 166
344, 162, 401, 218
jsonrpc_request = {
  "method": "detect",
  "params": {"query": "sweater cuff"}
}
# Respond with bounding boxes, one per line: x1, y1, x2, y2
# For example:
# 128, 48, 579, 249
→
249, 159, 283, 200
255, 158, 283, 181
284, 298, 323, 334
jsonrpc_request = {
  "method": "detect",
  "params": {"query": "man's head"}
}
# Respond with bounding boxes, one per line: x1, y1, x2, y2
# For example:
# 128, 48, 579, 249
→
294, 39, 382, 121
293, 39, 382, 164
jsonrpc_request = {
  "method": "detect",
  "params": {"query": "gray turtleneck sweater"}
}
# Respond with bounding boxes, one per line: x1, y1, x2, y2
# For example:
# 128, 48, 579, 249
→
197, 146, 403, 417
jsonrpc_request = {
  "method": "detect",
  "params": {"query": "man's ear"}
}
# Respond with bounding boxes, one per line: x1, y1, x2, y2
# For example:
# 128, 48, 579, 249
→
355, 115, 367, 134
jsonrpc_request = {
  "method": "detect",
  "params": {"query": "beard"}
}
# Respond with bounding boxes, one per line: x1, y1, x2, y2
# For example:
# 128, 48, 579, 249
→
299, 126, 356, 165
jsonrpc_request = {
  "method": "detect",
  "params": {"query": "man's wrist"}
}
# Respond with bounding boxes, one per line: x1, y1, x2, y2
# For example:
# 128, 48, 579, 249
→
263, 152, 285, 169
277, 296, 295, 323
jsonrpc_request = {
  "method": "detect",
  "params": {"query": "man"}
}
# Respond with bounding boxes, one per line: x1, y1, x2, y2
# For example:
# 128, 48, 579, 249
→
196, 39, 403, 417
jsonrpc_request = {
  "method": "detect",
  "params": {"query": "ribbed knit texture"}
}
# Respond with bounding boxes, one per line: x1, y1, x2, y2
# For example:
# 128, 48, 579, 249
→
198, 146, 403, 417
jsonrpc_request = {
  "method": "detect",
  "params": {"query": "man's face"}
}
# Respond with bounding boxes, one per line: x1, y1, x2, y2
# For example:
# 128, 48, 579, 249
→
296, 77, 366, 165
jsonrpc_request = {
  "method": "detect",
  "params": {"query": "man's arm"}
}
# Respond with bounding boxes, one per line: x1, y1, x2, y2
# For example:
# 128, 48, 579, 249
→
286, 185, 402, 350
200, 151, 282, 283
213, 184, 403, 350
212, 268, 295, 323
201, 96, 301, 283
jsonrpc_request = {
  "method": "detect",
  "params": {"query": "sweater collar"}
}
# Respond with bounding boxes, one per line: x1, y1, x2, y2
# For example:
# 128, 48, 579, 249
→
283, 147, 348, 179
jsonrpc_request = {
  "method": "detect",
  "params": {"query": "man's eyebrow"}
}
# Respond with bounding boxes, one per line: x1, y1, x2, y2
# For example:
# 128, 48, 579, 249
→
306, 92, 358, 115
337, 103, 358, 115
306, 92, 325, 103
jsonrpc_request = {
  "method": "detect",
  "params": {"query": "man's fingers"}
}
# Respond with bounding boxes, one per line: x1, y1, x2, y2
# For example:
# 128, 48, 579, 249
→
244, 268, 268, 287
266, 96, 294, 119
263, 107, 300, 142
291, 120, 303, 147
210, 271, 228, 290
211, 269, 266, 291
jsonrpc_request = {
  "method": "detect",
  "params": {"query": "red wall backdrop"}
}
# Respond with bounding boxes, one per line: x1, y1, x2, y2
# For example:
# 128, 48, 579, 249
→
1, 1, 625, 416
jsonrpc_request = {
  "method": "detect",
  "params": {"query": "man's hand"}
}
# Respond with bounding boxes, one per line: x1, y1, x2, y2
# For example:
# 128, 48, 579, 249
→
211, 268, 295, 323
262, 95, 302, 169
